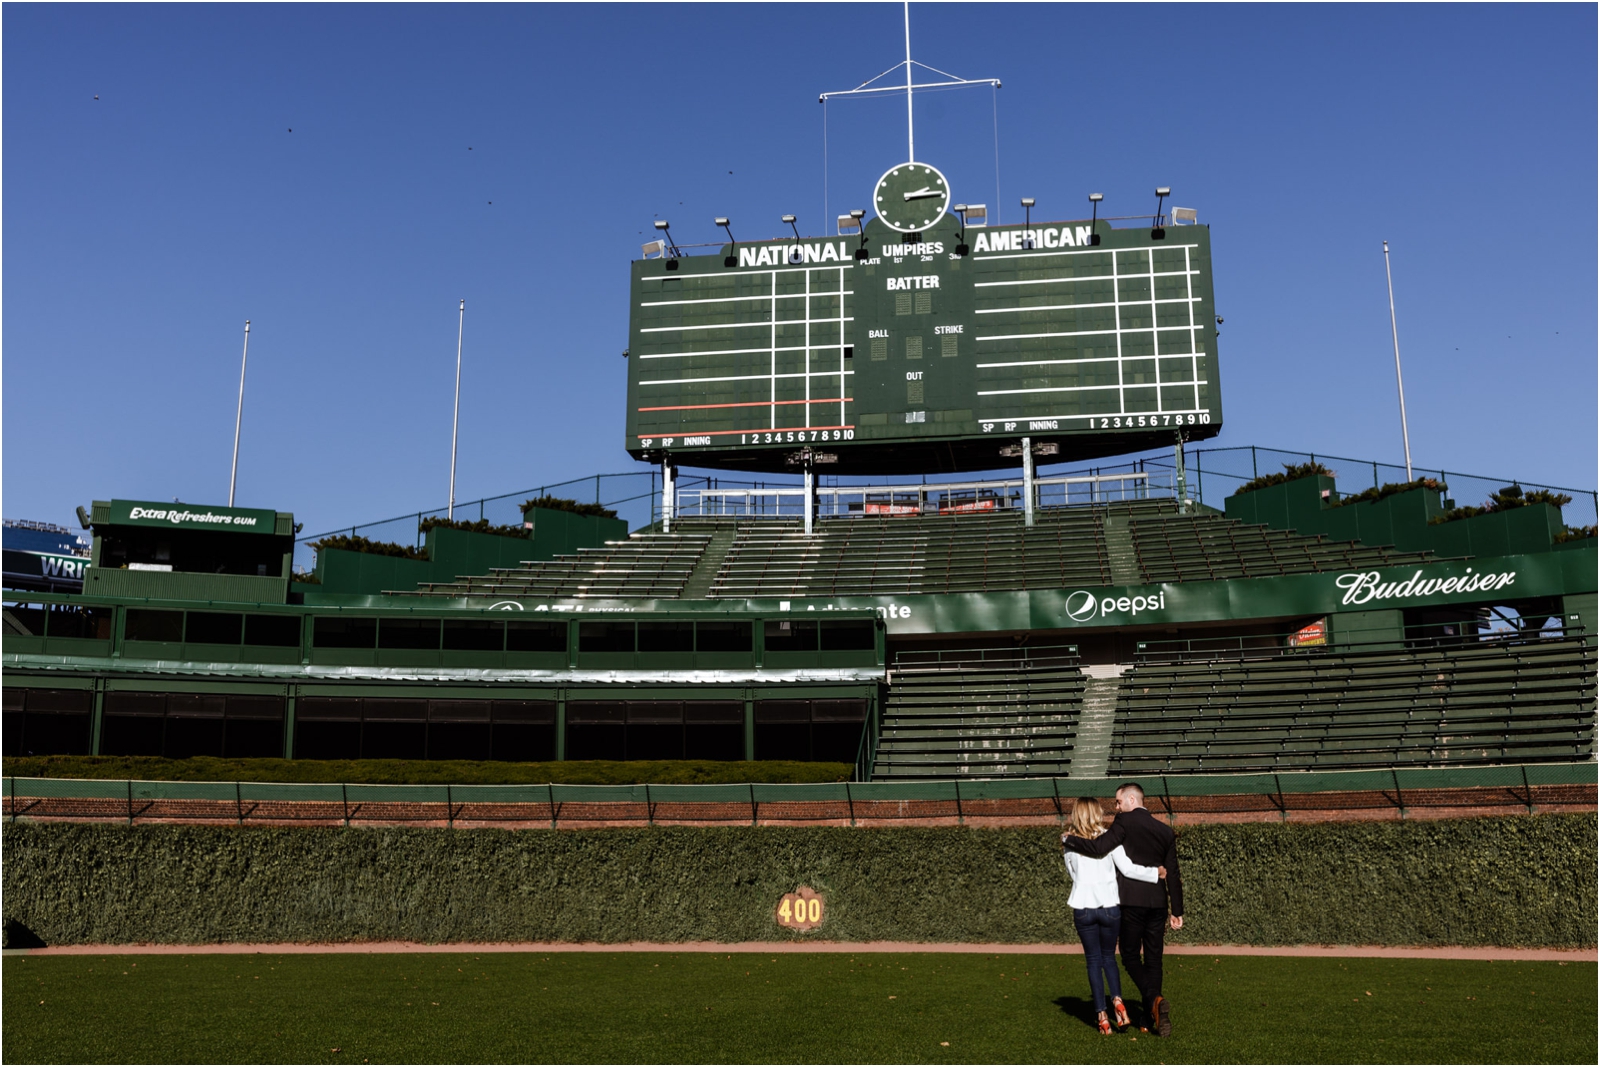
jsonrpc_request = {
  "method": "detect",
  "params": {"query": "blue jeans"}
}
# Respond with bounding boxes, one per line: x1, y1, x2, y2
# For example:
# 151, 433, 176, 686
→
1073, 905, 1122, 1014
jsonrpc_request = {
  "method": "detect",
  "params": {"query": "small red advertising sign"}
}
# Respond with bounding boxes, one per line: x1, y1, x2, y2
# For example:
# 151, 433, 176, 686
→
1288, 619, 1328, 648
776, 886, 825, 931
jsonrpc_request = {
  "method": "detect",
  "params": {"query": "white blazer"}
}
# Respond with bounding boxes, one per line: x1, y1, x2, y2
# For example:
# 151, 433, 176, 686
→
1063, 842, 1160, 910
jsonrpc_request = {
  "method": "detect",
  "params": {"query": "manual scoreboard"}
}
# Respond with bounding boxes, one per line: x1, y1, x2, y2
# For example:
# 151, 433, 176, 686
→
625, 164, 1221, 473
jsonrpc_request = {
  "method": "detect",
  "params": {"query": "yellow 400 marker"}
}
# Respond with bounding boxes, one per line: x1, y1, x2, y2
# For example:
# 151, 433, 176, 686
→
776, 887, 825, 931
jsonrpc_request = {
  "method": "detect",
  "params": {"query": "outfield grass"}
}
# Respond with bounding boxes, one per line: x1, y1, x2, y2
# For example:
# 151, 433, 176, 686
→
3, 952, 1593, 1063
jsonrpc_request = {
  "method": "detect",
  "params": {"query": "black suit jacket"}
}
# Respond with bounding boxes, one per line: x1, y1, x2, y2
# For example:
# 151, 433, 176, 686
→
1064, 807, 1183, 916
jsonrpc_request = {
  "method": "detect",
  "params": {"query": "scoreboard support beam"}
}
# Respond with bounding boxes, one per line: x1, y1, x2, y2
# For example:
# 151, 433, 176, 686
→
1022, 437, 1035, 529
663, 461, 676, 532
803, 464, 816, 536
662, 460, 675, 533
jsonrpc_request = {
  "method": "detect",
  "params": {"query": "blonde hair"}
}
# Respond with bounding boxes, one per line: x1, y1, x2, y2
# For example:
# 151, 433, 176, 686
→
1069, 797, 1107, 839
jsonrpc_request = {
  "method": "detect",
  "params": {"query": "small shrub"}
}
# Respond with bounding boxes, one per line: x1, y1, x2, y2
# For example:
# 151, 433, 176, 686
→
1554, 525, 1597, 544
1431, 484, 1575, 524
1331, 477, 1447, 508
418, 517, 530, 540
1230, 461, 1333, 497
309, 534, 427, 560
522, 495, 618, 520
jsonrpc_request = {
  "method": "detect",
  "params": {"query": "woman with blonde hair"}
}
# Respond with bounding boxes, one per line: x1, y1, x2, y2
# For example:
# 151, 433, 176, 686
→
1061, 797, 1166, 1034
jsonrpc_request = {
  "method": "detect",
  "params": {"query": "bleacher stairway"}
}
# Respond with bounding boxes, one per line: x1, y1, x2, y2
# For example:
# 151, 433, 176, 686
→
872, 651, 1086, 779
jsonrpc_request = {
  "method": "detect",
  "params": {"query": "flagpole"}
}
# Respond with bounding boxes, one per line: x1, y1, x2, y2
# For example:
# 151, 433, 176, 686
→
448, 299, 465, 519
1382, 242, 1414, 481
228, 320, 250, 506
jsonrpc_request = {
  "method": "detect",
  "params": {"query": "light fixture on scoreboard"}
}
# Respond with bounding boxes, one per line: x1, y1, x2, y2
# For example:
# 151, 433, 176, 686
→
952, 204, 971, 255
837, 213, 860, 236
848, 209, 869, 259
781, 214, 802, 263
1151, 187, 1171, 240
998, 442, 1060, 458
1020, 198, 1036, 248
653, 219, 682, 269
716, 217, 737, 267
1088, 193, 1104, 246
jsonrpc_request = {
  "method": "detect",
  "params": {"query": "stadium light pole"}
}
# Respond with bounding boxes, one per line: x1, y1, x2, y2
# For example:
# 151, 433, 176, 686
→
903, 0, 914, 161
228, 320, 251, 507
1382, 241, 1415, 481
448, 299, 465, 520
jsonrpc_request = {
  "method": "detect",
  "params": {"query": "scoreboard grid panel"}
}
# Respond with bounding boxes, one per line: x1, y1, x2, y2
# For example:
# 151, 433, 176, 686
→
970, 243, 1208, 425
633, 263, 857, 438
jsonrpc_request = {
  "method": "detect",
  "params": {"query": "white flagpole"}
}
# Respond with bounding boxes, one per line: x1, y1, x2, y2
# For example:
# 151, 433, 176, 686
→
448, 299, 465, 519
1383, 242, 1414, 481
228, 320, 250, 507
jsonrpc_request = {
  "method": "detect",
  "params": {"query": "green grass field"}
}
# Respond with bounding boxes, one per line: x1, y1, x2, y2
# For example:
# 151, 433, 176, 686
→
3, 952, 1593, 1063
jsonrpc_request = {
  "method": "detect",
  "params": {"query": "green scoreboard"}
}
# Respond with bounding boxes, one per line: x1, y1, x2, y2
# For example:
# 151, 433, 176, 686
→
626, 163, 1221, 473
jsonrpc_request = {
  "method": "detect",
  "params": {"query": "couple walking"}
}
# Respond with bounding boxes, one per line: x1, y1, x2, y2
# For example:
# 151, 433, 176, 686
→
1060, 782, 1184, 1037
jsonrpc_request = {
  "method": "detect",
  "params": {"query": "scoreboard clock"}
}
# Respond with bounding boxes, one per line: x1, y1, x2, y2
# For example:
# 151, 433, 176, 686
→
625, 162, 1222, 474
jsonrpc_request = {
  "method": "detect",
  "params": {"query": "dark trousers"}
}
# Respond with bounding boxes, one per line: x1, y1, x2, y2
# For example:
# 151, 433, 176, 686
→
1072, 906, 1122, 1014
1118, 904, 1167, 1004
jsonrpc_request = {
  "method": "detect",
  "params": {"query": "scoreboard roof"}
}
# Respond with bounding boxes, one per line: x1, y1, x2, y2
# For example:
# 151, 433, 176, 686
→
625, 199, 1221, 474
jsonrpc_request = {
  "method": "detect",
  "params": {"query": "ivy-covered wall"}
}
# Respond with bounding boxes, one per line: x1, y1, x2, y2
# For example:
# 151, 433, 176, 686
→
4, 815, 1593, 948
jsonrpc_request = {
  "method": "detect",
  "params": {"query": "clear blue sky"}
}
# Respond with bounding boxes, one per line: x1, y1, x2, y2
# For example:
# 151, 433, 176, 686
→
5, 2, 1595, 539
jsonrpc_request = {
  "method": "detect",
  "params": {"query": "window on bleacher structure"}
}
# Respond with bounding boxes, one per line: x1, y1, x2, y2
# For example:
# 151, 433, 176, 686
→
444, 619, 505, 651
507, 620, 567, 652
2, 687, 93, 756
4, 602, 46, 636
754, 698, 867, 761
764, 620, 818, 652
638, 621, 694, 653
696, 620, 752, 653
819, 621, 875, 651
124, 609, 183, 643
565, 701, 626, 759
100, 690, 284, 758
295, 696, 555, 762
686, 701, 744, 760
579, 622, 635, 654
47, 604, 113, 639
361, 699, 428, 759
378, 617, 441, 650
244, 614, 301, 647
185, 611, 243, 645
313, 616, 377, 649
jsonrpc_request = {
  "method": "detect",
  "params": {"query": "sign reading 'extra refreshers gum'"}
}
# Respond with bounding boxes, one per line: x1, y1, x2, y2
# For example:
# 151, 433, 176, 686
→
108, 500, 277, 531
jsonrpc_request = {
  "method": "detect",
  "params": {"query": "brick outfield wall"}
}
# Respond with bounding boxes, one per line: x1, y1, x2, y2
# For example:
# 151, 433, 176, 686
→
5, 782, 1593, 830
4, 813, 1595, 949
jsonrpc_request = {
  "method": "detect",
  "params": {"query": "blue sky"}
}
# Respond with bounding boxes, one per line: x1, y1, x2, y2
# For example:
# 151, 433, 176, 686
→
5, 2, 1595, 539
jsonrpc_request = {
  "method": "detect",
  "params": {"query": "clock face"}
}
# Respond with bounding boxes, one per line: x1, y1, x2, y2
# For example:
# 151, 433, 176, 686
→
874, 162, 951, 233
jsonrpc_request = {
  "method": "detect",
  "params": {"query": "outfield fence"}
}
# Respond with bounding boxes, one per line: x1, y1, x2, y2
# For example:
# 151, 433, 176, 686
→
6, 762, 1593, 829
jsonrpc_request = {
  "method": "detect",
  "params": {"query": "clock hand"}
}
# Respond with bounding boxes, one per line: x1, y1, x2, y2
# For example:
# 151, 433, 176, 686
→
902, 187, 943, 201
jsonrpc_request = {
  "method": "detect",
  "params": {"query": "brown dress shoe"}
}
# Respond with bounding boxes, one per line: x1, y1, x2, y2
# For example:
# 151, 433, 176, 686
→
1151, 995, 1172, 1037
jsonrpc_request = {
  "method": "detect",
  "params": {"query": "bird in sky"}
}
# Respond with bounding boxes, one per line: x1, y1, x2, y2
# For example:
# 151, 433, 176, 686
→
94, 94, 99, 100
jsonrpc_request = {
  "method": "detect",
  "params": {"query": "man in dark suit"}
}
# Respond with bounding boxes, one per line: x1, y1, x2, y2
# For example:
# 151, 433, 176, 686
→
1062, 782, 1183, 1036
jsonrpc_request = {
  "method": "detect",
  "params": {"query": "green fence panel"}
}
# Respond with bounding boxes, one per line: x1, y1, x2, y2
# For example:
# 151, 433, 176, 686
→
11, 777, 129, 801
1395, 765, 1521, 791
343, 784, 448, 805
1274, 769, 1396, 795
239, 783, 347, 804
752, 783, 851, 804
449, 784, 556, 805
953, 778, 1055, 801
1525, 763, 1599, 787
846, 780, 960, 802
550, 784, 650, 804
648, 783, 765, 805
132, 781, 239, 802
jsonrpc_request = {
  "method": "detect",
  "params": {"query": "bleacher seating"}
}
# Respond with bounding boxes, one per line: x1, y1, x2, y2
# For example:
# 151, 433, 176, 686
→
414, 531, 711, 599
1107, 636, 1597, 774
707, 507, 1113, 598
1129, 511, 1437, 582
872, 650, 1085, 778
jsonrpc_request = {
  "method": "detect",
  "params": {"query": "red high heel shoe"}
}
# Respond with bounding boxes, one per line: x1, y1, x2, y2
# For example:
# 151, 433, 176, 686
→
1111, 996, 1131, 1030
1097, 1011, 1113, 1036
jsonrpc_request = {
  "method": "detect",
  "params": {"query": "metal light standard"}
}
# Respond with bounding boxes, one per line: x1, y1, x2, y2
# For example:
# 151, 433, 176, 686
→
1383, 242, 1415, 481
448, 299, 465, 519
228, 320, 250, 506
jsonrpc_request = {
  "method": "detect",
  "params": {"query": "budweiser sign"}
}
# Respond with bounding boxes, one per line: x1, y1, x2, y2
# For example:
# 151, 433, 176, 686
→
1335, 567, 1517, 606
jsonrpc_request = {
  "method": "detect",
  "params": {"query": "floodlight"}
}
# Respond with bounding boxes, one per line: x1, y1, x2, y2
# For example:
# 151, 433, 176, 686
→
781, 214, 797, 224
952, 205, 972, 255
654, 220, 670, 230
849, 209, 865, 220
1020, 197, 1035, 208
653, 219, 682, 261
641, 239, 666, 259
1152, 187, 1170, 239
1021, 198, 1035, 248
1171, 207, 1197, 226
717, 218, 737, 266
837, 214, 861, 236
1088, 193, 1103, 246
